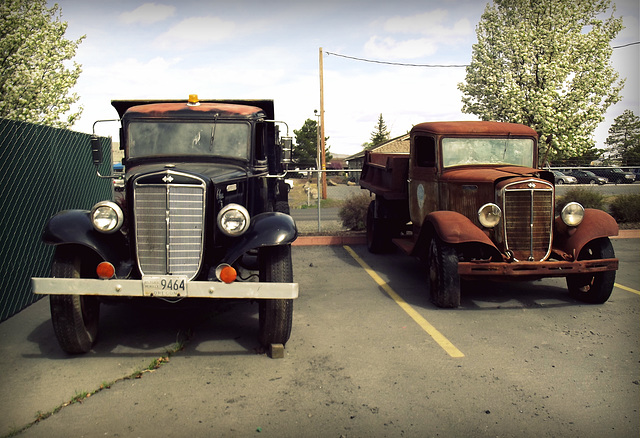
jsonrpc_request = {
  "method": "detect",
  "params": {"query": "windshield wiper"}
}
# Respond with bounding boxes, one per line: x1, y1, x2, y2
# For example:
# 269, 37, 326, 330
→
210, 113, 219, 151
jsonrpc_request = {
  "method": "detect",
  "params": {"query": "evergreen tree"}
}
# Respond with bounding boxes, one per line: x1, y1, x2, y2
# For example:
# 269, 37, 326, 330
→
458, 0, 624, 166
0, 0, 85, 128
366, 114, 390, 150
605, 110, 640, 166
292, 119, 331, 168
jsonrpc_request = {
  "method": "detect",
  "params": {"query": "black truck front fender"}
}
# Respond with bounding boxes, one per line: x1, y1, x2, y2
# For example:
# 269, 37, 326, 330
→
42, 210, 130, 270
222, 212, 298, 265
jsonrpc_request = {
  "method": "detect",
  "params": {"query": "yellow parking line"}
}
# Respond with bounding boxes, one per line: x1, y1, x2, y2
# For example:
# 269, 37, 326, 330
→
343, 245, 464, 358
615, 283, 640, 295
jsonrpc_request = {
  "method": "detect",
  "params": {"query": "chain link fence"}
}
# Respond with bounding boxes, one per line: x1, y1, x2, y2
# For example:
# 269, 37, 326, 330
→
0, 119, 111, 322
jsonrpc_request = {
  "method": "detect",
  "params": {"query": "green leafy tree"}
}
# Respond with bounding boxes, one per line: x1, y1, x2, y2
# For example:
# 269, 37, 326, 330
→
0, 0, 85, 128
458, 0, 624, 166
367, 114, 390, 150
605, 110, 640, 166
292, 118, 331, 168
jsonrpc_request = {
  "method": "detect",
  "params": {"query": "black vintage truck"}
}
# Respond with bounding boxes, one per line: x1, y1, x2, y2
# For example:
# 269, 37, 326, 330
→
32, 96, 298, 355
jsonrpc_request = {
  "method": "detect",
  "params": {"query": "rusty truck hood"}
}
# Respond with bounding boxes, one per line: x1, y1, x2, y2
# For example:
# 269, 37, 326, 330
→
441, 166, 544, 184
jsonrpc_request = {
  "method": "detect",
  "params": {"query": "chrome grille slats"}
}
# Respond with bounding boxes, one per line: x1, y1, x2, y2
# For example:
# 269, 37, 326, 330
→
133, 172, 206, 280
502, 180, 553, 262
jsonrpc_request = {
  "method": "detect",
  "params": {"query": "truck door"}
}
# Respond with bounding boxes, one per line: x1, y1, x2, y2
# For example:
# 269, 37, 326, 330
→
409, 135, 438, 227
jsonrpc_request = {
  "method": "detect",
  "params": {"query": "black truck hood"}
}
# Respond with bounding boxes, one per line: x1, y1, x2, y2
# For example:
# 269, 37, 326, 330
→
126, 162, 250, 185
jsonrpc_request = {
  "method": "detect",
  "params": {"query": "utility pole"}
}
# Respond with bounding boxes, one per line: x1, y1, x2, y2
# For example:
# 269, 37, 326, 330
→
319, 47, 327, 199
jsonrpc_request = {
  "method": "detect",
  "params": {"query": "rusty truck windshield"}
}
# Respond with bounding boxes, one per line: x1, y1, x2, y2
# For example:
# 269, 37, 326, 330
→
442, 137, 534, 168
128, 122, 250, 159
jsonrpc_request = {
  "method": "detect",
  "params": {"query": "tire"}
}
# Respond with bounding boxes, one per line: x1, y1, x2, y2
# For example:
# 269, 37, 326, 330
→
427, 237, 461, 308
366, 201, 392, 253
566, 238, 616, 304
258, 245, 293, 347
49, 248, 100, 354
589, 179, 596, 185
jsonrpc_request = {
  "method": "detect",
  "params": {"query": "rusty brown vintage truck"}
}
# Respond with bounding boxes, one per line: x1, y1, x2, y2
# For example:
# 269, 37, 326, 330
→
360, 121, 619, 308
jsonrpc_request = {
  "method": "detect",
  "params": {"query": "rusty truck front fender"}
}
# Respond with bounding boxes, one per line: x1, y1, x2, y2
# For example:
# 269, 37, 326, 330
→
553, 208, 618, 258
221, 212, 298, 265
424, 211, 497, 247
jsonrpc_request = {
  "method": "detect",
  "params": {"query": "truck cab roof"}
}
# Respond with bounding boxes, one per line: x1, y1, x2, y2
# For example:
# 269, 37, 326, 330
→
112, 99, 275, 120
412, 121, 538, 137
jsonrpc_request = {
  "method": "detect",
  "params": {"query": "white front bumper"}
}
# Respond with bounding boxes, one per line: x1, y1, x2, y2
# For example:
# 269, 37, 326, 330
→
32, 278, 298, 299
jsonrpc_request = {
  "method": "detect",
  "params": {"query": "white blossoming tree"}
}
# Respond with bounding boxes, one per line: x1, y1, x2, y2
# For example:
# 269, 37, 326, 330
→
458, 0, 625, 166
0, 0, 85, 129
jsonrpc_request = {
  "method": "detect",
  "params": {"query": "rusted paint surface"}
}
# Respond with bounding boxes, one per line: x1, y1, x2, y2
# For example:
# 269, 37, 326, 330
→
458, 257, 619, 278
426, 211, 496, 247
412, 121, 538, 137
442, 166, 540, 184
553, 208, 619, 257
125, 102, 264, 119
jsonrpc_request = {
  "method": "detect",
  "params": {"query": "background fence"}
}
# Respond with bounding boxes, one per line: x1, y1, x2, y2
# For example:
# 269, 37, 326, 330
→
0, 119, 112, 322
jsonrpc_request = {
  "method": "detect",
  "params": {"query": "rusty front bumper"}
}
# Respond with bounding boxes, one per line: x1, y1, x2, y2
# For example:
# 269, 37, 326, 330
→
458, 258, 618, 278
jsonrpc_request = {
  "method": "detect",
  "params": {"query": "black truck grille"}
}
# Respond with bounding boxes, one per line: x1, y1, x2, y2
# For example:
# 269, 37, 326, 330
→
133, 173, 206, 279
502, 181, 553, 262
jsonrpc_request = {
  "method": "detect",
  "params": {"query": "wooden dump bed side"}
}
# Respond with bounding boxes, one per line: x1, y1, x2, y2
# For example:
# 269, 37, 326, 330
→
359, 151, 410, 200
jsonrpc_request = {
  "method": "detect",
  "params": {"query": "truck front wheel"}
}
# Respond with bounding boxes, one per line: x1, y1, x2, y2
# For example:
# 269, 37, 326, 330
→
49, 247, 100, 354
427, 237, 461, 308
258, 245, 293, 347
566, 237, 616, 304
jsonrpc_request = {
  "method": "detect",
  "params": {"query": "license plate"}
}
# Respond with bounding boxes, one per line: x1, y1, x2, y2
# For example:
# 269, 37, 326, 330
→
143, 276, 188, 297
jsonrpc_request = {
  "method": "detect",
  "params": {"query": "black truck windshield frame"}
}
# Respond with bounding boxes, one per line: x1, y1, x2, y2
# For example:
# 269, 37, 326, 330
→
128, 121, 251, 159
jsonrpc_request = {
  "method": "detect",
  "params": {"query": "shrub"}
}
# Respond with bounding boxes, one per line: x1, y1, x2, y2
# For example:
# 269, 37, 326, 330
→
609, 193, 640, 223
338, 192, 371, 230
556, 187, 606, 212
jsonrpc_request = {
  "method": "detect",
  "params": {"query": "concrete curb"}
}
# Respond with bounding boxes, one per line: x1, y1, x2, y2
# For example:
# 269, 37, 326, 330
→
293, 230, 639, 246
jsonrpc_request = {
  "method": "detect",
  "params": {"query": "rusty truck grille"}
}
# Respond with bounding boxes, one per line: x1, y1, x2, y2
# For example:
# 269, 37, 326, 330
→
502, 181, 553, 262
133, 172, 206, 280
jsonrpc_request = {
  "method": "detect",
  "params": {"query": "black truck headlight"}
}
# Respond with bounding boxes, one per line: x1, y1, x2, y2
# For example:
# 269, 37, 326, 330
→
217, 204, 250, 236
561, 202, 584, 227
91, 201, 124, 233
478, 203, 501, 228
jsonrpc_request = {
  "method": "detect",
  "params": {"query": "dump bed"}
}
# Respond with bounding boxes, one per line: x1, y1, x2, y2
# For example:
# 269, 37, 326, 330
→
360, 151, 410, 200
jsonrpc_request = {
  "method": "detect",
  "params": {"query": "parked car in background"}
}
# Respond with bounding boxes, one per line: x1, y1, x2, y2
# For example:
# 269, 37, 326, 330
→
564, 169, 607, 185
590, 167, 636, 184
552, 170, 577, 185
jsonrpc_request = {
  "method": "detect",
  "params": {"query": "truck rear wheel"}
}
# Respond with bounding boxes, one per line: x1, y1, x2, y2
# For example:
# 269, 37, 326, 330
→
428, 237, 461, 308
49, 247, 100, 354
258, 245, 293, 347
566, 237, 616, 304
366, 201, 392, 253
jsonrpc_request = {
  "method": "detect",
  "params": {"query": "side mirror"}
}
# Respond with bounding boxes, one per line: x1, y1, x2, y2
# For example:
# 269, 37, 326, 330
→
281, 137, 292, 164
91, 135, 103, 166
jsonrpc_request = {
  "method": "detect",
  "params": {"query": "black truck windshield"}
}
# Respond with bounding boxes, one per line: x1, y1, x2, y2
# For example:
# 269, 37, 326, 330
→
128, 121, 250, 159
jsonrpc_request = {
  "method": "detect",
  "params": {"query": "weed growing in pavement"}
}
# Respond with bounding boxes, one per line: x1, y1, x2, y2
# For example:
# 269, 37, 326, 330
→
1, 330, 191, 438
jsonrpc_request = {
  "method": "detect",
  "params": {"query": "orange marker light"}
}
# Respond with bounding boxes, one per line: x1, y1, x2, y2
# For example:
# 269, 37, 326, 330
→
216, 264, 237, 284
96, 262, 115, 279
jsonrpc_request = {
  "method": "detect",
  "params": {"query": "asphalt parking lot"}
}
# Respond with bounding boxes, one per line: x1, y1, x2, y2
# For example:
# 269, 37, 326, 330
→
0, 238, 638, 438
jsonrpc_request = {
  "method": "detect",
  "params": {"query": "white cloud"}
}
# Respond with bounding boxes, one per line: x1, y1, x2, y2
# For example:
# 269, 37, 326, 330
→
119, 3, 176, 25
364, 36, 438, 60
155, 16, 237, 48
383, 10, 472, 39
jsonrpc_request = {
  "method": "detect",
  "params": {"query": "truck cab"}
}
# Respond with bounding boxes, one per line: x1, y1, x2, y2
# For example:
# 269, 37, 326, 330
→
33, 96, 298, 355
361, 121, 619, 308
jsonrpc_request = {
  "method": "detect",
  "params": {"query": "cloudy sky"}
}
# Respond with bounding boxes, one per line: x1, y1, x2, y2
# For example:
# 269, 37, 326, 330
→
53, 0, 639, 157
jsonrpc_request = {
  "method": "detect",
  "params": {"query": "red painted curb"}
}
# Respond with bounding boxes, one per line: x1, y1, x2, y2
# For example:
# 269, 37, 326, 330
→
292, 235, 367, 246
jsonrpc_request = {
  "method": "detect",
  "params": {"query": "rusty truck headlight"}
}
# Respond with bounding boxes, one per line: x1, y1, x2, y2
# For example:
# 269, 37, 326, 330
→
91, 201, 124, 233
561, 202, 584, 227
217, 204, 250, 236
478, 203, 502, 228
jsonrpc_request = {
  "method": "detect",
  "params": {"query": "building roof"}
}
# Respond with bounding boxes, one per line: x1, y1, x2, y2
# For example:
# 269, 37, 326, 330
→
345, 133, 410, 161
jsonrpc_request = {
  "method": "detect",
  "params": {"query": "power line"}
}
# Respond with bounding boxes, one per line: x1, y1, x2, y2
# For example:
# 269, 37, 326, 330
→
325, 41, 639, 67
612, 41, 640, 49
324, 51, 468, 68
